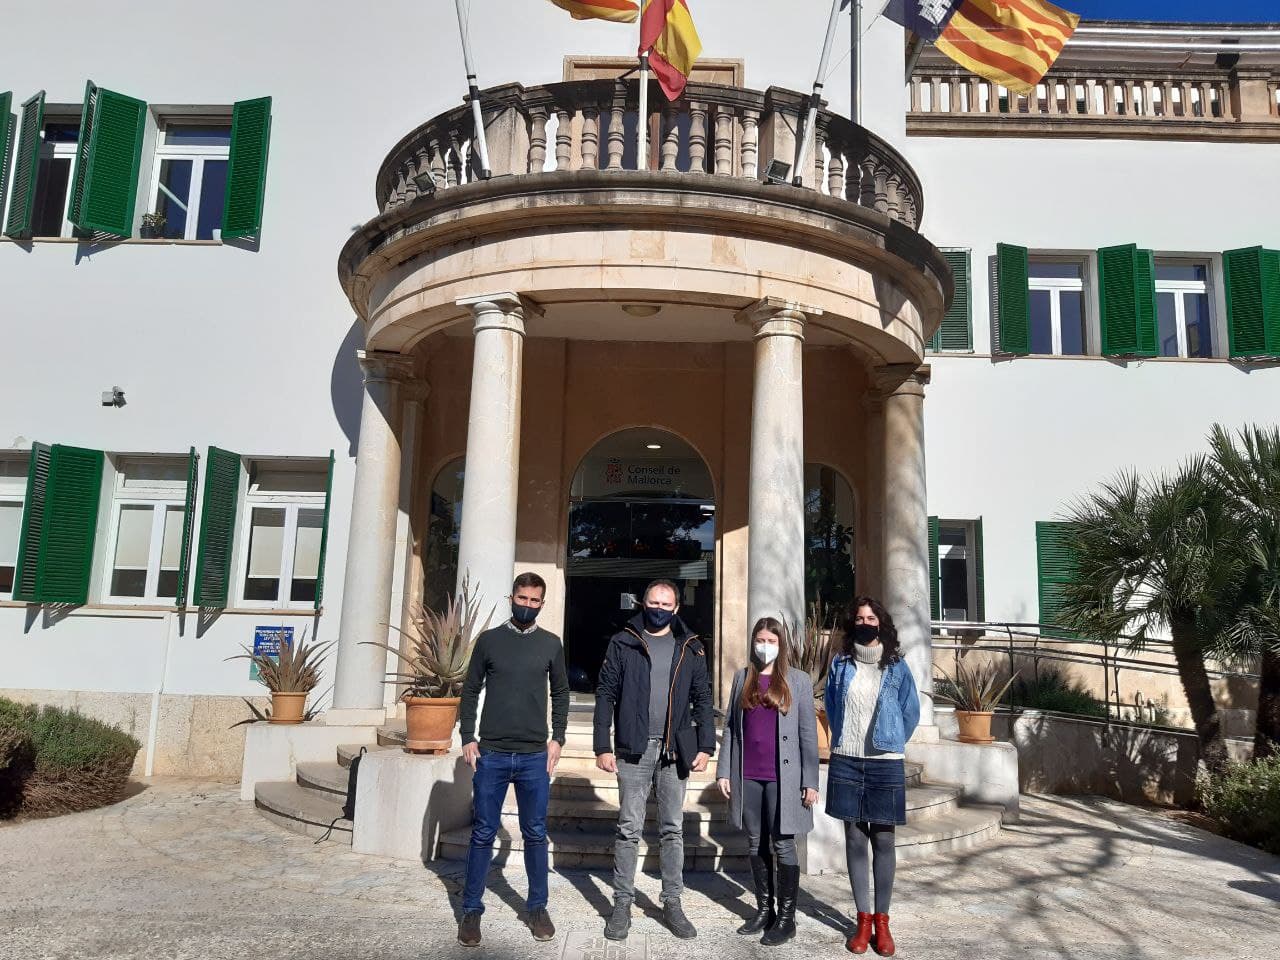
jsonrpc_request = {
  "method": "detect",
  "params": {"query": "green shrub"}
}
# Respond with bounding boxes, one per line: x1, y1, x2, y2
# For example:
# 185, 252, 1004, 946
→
0, 696, 140, 818
1007, 666, 1108, 718
1198, 753, 1280, 854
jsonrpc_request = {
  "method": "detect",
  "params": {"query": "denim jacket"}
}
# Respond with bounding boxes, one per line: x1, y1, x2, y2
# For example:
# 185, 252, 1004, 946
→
824, 655, 920, 754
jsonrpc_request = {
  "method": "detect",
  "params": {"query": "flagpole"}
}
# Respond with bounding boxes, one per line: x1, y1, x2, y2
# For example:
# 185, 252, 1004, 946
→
636, 6, 649, 172
794, 0, 845, 187
454, 0, 492, 180
904, 30, 925, 85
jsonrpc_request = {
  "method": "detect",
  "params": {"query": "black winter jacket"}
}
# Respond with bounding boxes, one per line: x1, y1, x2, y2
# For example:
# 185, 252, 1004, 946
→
592, 613, 715, 775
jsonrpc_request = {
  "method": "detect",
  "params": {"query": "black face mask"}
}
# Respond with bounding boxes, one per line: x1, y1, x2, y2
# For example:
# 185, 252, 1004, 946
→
642, 606, 676, 632
510, 602, 539, 626
853, 623, 880, 645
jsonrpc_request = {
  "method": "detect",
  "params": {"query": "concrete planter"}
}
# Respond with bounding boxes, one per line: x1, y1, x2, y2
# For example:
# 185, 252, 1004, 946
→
269, 692, 308, 724
404, 696, 459, 753
955, 710, 995, 744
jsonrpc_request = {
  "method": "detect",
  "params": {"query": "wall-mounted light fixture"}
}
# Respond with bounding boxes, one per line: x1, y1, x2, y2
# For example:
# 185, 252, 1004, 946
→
412, 171, 438, 196
762, 159, 791, 185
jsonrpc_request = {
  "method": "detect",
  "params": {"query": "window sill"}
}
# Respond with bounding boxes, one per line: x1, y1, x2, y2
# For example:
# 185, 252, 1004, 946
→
0, 237, 223, 246
0, 600, 323, 616
933, 352, 1250, 364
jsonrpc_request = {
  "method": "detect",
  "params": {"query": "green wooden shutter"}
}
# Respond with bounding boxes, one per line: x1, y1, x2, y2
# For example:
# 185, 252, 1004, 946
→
174, 447, 199, 608
3, 91, 45, 239
314, 450, 335, 611
930, 249, 973, 352
69, 82, 147, 237
34, 446, 105, 604
996, 242, 1030, 355
1223, 246, 1280, 358
192, 447, 241, 608
1098, 244, 1157, 357
928, 515, 940, 621
1036, 520, 1076, 639
221, 97, 272, 239
974, 517, 986, 622
0, 92, 12, 227
11, 443, 51, 602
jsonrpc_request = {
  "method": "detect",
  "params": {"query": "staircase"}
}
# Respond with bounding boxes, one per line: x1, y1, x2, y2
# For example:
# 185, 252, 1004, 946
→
254, 710, 1005, 867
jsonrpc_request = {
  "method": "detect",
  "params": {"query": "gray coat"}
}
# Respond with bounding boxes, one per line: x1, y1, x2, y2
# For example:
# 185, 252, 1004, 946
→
715, 666, 819, 836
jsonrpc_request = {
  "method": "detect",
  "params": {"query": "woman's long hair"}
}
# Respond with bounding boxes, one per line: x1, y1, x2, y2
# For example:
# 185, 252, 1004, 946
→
739, 616, 793, 714
838, 596, 902, 670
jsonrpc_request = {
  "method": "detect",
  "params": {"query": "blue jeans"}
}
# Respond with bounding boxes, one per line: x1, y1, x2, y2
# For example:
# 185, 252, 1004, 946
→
462, 748, 550, 914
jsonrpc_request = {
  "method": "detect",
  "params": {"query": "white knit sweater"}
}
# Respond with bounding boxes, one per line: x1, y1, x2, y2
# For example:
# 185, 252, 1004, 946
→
833, 643, 905, 760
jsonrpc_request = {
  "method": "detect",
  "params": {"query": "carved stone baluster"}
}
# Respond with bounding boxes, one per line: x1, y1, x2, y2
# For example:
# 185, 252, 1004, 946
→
446, 131, 463, 186
1029, 82, 1040, 113
411, 144, 431, 196
873, 163, 890, 215
429, 137, 447, 187
909, 77, 922, 113
1122, 81, 1135, 117
554, 107, 572, 170
812, 126, 826, 191
400, 159, 418, 203
713, 107, 733, 176
1140, 80, 1153, 116
903, 193, 918, 230
858, 157, 877, 209
741, 109, 760, 179
688, 101, 707, 173
930, 77, 942, 113
606, 100, 625, 169
528, 107, 549, 172
390, 163, 406, 207
968, 78, 979, 114
827, 142, 845, 200
885, 172, 902, 221
1177, 82, 1192, 118
581, 105, 600, 170
660, 103, 680, 171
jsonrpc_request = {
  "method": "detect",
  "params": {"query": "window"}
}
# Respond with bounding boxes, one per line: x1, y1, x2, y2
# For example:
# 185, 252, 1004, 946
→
148, 120, 231, 240
30, 118, 88, 239
1028, 260, 1087, 355
1155, 261, 1213, 358
928, 249, 973, 352
102, 458, 188, 602
0, 454, 29, 598
928, 517, 985, 623
237, 463, 328, 607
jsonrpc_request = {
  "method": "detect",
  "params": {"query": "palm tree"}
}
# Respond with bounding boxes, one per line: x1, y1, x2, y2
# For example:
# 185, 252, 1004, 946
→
1056, 459, 1249, 774
1208, 424, 1280, 760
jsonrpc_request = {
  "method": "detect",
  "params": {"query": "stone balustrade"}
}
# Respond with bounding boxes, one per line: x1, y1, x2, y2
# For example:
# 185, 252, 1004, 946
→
374, 79, 923, 230
908, 66, 1280, 141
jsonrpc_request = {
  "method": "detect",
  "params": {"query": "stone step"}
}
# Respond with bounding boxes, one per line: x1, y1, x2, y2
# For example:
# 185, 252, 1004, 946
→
254, 781, 352, 845
296, 761, 351, 797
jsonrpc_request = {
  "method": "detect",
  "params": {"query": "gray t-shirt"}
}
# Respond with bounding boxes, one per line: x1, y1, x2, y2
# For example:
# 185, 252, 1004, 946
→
645, 631, 677, 738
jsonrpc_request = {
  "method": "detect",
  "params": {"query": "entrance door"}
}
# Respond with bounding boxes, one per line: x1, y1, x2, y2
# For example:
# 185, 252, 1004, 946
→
564, 429, 715, 694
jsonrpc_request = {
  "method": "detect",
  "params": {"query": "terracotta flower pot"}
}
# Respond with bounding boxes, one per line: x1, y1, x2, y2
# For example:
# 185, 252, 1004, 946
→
404, 696, 460, 754
955, 710, 995, 744
270, 691, 308, 724
816, 706, 832, 761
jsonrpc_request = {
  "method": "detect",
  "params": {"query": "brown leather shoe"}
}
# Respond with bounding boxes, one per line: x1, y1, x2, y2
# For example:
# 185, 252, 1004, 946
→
528, 907, 556, 942
457, 911, 482, 947
871, 913, 896, 957
845, 912, 874, 954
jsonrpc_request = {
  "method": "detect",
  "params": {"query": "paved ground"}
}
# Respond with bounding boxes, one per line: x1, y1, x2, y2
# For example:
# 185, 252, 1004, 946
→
1, 780, 1278, 960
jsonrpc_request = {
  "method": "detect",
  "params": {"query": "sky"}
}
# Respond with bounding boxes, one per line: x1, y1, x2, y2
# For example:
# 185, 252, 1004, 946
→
1065, 0, 1278, 23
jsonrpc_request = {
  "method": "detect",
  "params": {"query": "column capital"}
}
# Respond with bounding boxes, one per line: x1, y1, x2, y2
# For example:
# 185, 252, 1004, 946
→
356, 350, 416, 385
873, 362, 931, 399
734, 297, 821, 341
456, 292, 542, 336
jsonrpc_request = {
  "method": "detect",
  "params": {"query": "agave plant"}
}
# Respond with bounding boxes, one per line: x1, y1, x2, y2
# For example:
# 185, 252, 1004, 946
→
226, 629, 332, 693
230, 686, 331, 727
363, 576, 490, 699
795, 595, 837, 707
933, 659, 1019, 713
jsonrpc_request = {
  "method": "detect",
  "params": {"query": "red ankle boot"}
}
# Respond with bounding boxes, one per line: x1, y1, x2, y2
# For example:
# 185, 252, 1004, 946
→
845, 912, 874, 954
871, 913, 895, 957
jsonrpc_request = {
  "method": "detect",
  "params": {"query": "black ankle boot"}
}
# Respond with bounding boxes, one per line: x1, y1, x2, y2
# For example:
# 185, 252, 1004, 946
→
760, 863, 799, 946
737, 854, 775, 934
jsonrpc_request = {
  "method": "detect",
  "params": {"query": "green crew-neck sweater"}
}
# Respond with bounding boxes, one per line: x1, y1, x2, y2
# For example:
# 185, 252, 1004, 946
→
458, 624, 570, 753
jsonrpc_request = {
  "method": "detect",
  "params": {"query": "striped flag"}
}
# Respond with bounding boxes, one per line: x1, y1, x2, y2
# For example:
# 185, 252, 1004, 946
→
934, 0, 1080, 94
640, 0, 702, 101
548, 0, 639, 22
882, 0, 965, 42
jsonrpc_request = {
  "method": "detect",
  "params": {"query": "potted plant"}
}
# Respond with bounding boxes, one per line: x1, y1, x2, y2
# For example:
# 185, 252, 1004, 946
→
933, 660, 1019, 744
795, 596, 836, 760
227, 629, 332, 724
364, 576, 488, 754
140, 212, 166, 239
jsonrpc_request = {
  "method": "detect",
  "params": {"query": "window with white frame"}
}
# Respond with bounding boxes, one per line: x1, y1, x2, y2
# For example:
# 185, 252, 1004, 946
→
30, 117, 90, 239
1155, 261, 1213, 358
237, 463, 327, 607
149, 119, 232, 241
0, 454, 30, 598
103, 457, 188, 602
937, 521, 979, 622
1028, 259, 1088, 356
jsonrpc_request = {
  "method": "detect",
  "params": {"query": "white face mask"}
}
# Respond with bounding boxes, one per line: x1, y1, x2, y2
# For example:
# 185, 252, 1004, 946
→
753, 642, 779, 665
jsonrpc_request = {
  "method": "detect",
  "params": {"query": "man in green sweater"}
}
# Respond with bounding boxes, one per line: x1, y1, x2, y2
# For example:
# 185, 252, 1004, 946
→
456, 572, 569, 948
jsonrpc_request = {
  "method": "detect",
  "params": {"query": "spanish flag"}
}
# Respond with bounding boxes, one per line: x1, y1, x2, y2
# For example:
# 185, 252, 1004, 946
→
640, 0, 702, 101
548, 0, 639, 22
935, 0, 1079, 95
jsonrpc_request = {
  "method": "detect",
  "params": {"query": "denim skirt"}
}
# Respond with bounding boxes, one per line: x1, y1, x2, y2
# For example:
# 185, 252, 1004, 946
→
826, 755, 906, 826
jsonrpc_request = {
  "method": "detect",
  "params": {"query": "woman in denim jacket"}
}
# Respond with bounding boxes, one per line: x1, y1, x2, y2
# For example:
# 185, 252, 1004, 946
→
824, 597, 920, 958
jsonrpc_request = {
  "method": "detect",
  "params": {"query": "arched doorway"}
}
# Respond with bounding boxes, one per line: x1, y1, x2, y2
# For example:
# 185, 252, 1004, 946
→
564, 428, 716, 694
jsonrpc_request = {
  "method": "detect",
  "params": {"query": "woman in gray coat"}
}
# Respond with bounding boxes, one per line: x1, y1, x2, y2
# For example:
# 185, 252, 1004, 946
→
716, 616, 819, 946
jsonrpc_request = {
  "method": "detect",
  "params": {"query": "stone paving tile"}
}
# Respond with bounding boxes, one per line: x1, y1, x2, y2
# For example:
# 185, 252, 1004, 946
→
1, 779, 1278, 959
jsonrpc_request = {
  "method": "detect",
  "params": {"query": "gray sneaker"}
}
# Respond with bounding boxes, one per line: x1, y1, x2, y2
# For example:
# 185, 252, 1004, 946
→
663, 899, 697, 939
604, 901, 631, 940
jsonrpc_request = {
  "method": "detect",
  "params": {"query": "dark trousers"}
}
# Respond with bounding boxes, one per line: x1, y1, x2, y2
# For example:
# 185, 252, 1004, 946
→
462, 748, 549, 914
740, 777, 798, 866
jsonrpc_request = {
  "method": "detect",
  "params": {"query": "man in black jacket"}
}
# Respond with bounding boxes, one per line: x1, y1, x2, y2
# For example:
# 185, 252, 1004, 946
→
593, 578, 714, 941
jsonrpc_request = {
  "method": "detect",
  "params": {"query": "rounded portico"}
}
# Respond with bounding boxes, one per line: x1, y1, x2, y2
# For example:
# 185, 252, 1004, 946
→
330, 78, 951, 727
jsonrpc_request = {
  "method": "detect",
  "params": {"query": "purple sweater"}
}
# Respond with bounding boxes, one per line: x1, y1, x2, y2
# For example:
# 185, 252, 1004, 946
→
742, 674, 779, 782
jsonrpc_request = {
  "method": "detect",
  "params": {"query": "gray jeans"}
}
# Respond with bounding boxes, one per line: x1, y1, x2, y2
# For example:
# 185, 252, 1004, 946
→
613, 737, 686, 905
740, 778, 798, 866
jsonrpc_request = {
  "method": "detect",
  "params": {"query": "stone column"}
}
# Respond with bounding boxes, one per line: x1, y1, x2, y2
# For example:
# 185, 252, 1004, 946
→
389, 381, 430, 710
454, 293, 526, 627
877, 363, 934, 729
330, 350, 416, 724
738, 298, 820, 637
